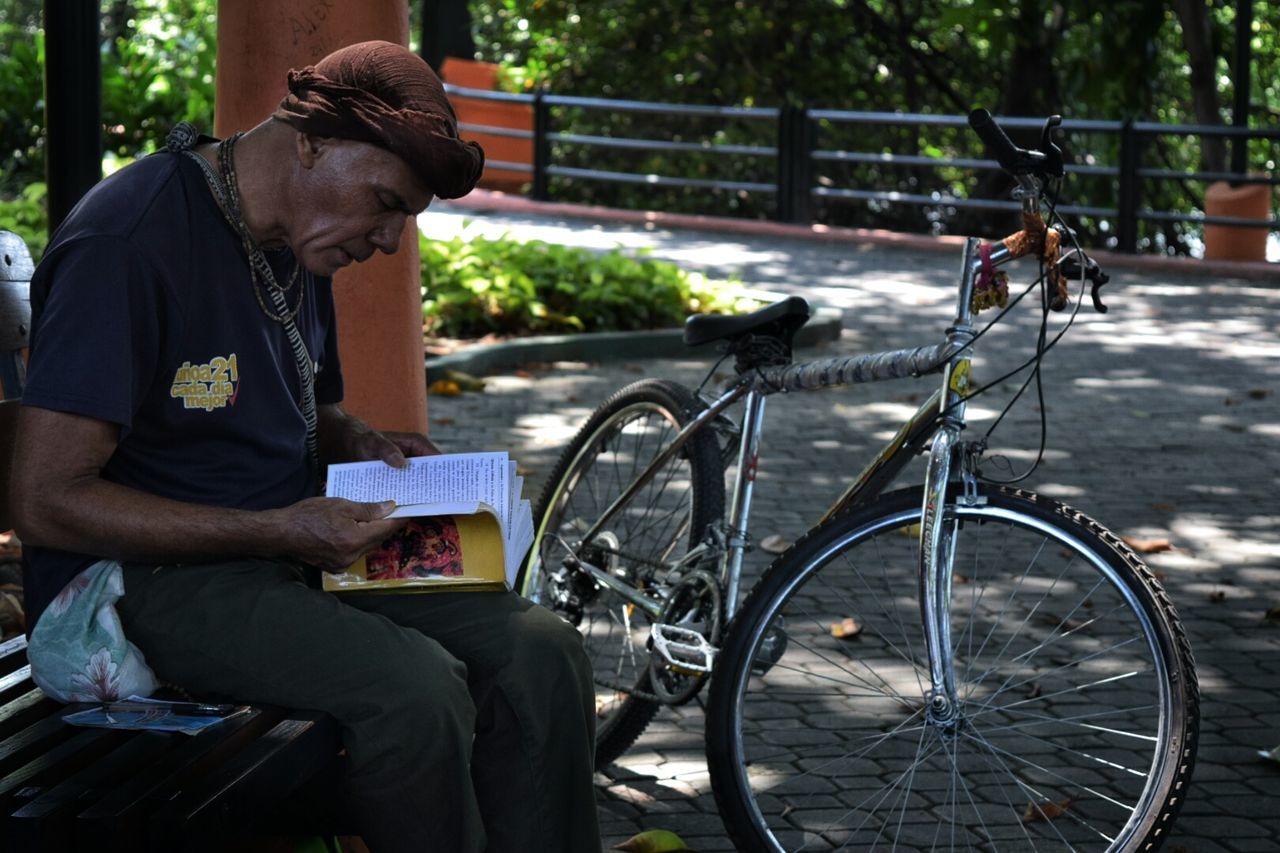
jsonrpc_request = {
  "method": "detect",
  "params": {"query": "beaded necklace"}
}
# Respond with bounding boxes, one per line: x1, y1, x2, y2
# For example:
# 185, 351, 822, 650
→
168, 123, 319, 473
180, 133, 305, 323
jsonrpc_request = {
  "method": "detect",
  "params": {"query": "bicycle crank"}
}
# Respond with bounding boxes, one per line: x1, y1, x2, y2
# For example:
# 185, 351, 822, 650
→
648, 569, 723, 705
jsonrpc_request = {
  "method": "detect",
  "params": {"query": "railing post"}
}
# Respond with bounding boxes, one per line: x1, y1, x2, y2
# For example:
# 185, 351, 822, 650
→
776, 103, 813, 223
1116, 118, 1141, 253
532, 87, 551, 201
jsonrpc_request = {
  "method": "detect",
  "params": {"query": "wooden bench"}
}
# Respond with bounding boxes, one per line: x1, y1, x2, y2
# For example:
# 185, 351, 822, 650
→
0, 231, 350, 851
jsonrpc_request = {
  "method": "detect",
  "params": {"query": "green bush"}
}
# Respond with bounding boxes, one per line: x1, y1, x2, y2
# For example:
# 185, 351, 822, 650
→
420, 230, 749, 338
0, 182, 48, 261
0, 191, 751, 341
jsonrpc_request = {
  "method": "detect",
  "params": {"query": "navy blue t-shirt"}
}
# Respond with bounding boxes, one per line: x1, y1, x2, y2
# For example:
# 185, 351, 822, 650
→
21, 150, 344, 629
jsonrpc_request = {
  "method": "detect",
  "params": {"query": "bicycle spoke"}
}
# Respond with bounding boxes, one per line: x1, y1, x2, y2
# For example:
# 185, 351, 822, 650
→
964, 723, 1076, 851
964, 723, 1118, 847
778, 627, 924, 713
710, 488, 1194, 853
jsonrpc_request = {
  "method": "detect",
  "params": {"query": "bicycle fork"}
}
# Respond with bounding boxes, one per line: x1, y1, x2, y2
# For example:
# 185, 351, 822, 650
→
919, 423, 964, 730
918, 237, 981, 732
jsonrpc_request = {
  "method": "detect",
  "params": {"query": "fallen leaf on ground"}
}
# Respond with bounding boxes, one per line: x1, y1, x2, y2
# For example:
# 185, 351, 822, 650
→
1248, 389, 1269, 400
428, 379, 461, 397
831, 617, 863, 639
899, 523, 922, 538
1121, 536, 1174, 554
1022, 798, 1073, 824
1208, 589, 1226, 602
613, 829, 692, 852
1264, 607, 1280, 623
760, 534, 790, 554
1151, 502, 1176, 512
432, 417, 455, 427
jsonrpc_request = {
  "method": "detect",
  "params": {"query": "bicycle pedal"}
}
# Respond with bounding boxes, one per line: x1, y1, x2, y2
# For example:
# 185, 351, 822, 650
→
651, 624, 717, 674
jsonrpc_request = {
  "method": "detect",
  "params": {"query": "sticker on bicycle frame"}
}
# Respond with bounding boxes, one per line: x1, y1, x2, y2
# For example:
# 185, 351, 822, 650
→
949, 360, 972, 397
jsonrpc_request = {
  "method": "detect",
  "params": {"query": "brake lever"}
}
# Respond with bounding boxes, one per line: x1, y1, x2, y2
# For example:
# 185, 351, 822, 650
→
1057, 247, 1110, 313
1089, 275, 1110, 314
1038, 115, 1065, 179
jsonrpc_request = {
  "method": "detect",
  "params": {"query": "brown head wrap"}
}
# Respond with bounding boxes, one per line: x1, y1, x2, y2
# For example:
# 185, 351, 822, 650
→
273, 40, 484, 199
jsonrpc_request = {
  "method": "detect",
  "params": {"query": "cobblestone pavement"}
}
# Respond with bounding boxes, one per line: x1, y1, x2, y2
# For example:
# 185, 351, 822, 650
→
420, 204, 1280, 851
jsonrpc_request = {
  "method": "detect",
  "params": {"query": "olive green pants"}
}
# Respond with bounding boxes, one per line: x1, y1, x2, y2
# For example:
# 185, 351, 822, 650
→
116, 559, 599, 853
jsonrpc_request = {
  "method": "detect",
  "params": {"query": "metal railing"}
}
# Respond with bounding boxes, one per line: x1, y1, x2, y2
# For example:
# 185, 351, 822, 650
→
445, 84, 1278, 255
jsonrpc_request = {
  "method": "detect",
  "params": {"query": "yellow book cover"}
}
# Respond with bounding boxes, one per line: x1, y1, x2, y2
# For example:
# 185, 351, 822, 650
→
322, 453, 534, 594
322, 504, 510, 593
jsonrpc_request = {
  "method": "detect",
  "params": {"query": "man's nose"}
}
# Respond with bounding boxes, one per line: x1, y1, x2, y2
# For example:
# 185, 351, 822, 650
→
371, 214, 406, 254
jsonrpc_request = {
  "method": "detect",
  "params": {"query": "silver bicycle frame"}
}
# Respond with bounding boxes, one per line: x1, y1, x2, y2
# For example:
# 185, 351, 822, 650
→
558, 179, 1037, 637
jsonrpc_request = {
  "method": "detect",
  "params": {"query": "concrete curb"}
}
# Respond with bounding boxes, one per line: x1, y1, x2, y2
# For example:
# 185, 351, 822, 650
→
425, 303, 843, 376
441, 189, 1279, 282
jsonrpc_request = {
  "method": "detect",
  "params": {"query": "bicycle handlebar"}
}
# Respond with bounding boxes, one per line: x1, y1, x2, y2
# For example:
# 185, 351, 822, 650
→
967, 109, 1065, 179
966, 108, 1108, 313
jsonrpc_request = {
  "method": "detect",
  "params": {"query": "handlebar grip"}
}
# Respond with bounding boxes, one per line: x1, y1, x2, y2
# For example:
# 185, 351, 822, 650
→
968, 108, 1023, 172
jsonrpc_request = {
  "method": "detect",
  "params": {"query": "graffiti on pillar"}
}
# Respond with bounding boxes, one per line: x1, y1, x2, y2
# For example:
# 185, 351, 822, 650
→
289, 0, 340, 61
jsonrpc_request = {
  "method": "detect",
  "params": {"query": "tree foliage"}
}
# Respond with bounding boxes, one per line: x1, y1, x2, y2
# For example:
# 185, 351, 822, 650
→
2, 1, 1276, 257
468, 0, 1277, 253
0, 0, 216, 196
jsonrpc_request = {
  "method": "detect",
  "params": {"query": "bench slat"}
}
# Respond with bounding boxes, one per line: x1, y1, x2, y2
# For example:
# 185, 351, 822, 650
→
6, 731, 176, 853
151, 711, 343, 843
74, 705, 284, 835
0, 710, 83, 780
0, 689, 57, 739
0, 726, 130, 802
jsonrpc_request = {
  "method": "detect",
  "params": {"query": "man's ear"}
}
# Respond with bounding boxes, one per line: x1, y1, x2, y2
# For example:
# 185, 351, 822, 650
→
295, 132, 328, 169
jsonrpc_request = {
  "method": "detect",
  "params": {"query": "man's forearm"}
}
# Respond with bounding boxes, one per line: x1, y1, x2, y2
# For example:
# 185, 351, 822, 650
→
15, 473, 287, 564
10, 404, 402, 571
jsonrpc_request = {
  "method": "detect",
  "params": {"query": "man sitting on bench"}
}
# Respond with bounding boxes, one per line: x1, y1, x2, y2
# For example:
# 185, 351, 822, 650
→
8, 40, 599, 853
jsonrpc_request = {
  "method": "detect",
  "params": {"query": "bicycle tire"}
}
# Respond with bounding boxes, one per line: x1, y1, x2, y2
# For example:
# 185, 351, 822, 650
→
524, 378, 725, 769
707, 485, 1198, 852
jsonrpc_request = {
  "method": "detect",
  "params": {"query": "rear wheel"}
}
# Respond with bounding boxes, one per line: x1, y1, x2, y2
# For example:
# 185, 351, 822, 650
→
524, 379, 725, 768
707, 486, 1198, 852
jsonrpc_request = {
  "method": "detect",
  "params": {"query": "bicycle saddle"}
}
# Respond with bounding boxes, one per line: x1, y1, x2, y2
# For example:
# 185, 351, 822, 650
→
683, 295, 811, 347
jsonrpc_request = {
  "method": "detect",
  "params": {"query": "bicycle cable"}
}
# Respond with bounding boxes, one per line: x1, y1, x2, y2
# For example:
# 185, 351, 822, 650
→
694, 350, 734, 399
930, 179, 1095, 483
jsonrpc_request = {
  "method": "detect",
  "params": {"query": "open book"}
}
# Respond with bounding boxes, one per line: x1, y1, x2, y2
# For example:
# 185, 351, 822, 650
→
321, 451, 533, 593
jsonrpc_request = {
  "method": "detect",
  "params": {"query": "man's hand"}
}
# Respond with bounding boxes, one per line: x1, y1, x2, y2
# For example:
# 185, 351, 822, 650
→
271, 496, 405, 571
318, 404, 442, 468
10, 406, 408, 567
349, 429, 442, 468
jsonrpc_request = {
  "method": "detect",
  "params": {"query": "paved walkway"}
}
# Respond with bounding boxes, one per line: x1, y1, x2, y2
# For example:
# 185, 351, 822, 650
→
419, 201, 1280, 851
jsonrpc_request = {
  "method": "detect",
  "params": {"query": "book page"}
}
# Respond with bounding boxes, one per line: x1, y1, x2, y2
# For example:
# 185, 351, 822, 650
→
328, 453, 511, 529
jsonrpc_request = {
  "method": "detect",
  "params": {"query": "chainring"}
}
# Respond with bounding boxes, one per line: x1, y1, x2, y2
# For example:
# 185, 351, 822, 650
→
648, 568, 724, 705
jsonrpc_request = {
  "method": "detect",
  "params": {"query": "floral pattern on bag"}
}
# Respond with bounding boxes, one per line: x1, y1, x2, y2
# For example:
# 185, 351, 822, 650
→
27, 561, 158, 703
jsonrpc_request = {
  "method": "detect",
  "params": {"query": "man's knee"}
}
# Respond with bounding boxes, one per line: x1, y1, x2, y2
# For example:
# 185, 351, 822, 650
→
509, 606, 594, 700
340, 633, 476, 768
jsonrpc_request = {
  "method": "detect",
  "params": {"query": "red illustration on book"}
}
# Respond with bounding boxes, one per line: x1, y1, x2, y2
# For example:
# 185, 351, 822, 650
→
366, 517, 465, 580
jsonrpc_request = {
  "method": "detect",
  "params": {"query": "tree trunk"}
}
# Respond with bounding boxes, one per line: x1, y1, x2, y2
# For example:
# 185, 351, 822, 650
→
1173, 0, 1227, 173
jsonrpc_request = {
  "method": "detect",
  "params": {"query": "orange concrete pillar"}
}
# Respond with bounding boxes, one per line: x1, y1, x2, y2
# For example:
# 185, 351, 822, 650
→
1203, 180, 1273, 262
214, 0, 428, 435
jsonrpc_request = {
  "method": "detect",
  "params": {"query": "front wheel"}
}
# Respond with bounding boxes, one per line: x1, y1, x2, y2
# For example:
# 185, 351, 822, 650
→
523, 379, 725, 769
707, 486, 1198, 852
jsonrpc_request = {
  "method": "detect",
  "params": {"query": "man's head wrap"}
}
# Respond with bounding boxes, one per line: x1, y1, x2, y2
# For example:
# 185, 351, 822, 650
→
273, 40, 484, 200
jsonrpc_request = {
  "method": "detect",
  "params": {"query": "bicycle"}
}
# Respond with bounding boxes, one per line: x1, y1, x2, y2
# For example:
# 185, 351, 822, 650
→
519, 110, 1199, 851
